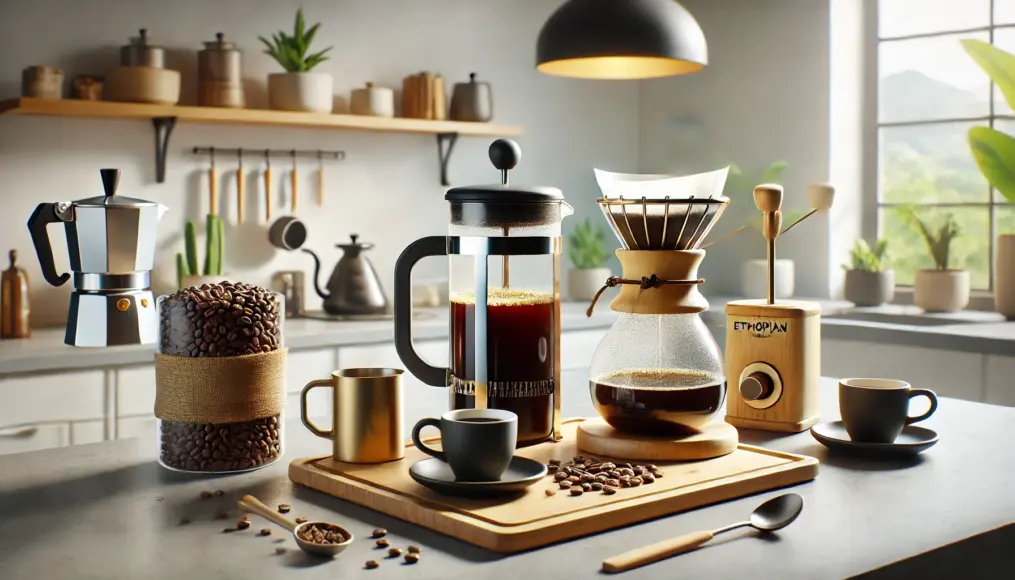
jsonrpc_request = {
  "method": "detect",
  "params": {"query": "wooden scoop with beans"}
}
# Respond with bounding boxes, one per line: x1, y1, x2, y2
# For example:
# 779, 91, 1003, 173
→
238, 495, 353, 557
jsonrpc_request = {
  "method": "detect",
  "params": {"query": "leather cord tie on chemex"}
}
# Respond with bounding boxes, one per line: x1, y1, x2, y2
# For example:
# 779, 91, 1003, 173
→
586, 274, 705, 317
154, 349, 288, 424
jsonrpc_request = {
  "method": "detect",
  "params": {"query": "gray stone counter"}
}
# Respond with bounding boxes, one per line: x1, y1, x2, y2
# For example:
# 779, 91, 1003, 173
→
0, 378, 1012, 580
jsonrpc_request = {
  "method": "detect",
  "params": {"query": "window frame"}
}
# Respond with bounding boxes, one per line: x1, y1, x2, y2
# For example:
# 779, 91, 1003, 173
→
870, 0, 1015, 292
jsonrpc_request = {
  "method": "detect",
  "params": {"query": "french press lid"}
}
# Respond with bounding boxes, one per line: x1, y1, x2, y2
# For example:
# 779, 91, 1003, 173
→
445, 139, 566, 227
73, 169, 160, 208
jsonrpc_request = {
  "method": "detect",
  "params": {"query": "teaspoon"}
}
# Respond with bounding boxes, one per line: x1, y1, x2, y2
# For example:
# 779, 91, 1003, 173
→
602, 493, 804, 573
238, 495, 353, 557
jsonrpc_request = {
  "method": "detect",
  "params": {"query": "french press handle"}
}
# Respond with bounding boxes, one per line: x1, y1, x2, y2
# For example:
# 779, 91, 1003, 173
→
26, 202, 71, 287
394, 236, 449, 387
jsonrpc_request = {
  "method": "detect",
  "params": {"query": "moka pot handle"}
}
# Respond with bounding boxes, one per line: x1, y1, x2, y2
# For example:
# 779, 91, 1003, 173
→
394, 236, 448, 387
27, 202, 71, 287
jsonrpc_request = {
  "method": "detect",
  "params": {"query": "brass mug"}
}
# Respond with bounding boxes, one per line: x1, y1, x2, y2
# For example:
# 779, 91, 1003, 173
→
301, 368, 405, 463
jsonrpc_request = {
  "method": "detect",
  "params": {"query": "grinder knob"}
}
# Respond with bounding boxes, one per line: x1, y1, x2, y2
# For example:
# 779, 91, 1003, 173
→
740, 372, 774, 401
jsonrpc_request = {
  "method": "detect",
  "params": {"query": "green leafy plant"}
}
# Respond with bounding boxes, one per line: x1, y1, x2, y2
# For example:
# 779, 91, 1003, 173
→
897, 207, 960, 271
176, 214, 225, 288
843, 238, 890, 272
568, 218, 610, 270
962, 39, 1015, 204
259, 8, 332, 73
726, 161, 809, 228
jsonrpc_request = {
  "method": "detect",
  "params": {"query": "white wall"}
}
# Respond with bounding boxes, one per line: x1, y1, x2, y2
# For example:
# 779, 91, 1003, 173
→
637, 0, 833, 298
0, 0, 639, 327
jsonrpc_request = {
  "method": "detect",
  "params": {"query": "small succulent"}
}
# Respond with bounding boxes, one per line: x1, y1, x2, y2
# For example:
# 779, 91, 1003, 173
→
568, 218, 610, 270
176, 214, 224, 288
259, 9, 332, 73
843, 238, 889, 272
899, 207, 960, 271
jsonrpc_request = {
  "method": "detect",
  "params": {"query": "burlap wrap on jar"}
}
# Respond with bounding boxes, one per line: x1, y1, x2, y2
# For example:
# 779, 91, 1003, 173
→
154, 282, 286, 473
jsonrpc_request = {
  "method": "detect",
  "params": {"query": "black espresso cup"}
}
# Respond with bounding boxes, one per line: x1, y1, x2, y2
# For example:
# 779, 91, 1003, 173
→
839, 378, 938, 443
411, 408, 517, 482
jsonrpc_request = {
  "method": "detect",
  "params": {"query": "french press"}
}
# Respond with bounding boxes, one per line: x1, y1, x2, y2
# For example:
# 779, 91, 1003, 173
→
394, 139, 573, 446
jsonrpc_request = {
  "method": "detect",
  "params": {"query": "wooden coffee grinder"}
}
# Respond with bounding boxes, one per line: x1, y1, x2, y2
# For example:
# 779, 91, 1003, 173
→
724, 183, 834, 432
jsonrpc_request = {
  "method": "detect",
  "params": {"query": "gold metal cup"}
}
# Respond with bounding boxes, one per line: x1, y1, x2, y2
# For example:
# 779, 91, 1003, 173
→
301, 368, 405, 463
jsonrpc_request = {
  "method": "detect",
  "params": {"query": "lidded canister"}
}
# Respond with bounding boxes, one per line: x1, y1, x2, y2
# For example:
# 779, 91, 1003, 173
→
198, 32, 245, 108
121, 28, 165, 68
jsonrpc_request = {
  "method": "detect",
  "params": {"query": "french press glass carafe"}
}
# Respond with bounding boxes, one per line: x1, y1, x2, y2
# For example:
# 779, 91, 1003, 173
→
394, 139, 573, 446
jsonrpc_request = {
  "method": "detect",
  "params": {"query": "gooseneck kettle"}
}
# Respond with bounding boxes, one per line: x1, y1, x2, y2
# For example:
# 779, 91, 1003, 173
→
302, 234, 389, 316
27, 169, 167, 347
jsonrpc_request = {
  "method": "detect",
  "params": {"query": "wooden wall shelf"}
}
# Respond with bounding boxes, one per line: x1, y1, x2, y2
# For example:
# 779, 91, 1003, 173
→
0, 98, 523, 185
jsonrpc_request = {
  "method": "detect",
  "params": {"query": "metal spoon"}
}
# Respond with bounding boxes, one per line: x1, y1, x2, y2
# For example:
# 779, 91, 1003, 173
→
238, 495, 353, 557
602, 493, 804, 573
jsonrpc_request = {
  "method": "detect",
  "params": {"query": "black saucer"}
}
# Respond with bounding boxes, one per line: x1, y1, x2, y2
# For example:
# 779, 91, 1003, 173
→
811, 421, 939, 458
408, 456, 547, 498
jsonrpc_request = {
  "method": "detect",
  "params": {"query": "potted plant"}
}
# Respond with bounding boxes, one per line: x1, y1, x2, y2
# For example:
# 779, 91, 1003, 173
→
176, 215, 228, 289
728, 161, 803, 299
260, 9, 333, 113
901, 209, 968, 312
842, 238, 894, 306
962, 39, 1015, 318
568, 218, 612, 301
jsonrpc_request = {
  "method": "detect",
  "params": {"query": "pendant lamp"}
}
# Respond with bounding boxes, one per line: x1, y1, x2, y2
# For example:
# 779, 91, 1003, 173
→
536, 0, 708, 80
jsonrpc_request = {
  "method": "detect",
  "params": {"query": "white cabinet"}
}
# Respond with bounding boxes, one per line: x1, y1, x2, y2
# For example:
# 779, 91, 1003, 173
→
0, 423, 69, 455
117, 415, 157, 440
0, 370, 105, 426
71, 420, 105, 445
117, 365, 156, 417
985, 356, 1015, 407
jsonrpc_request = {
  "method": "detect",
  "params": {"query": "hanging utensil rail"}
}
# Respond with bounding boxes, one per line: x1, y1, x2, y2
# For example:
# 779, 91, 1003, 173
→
191, 148, 345, 160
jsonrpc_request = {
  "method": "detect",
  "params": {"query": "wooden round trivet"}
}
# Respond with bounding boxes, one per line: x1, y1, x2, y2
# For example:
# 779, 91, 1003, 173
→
576, 418, 738, 461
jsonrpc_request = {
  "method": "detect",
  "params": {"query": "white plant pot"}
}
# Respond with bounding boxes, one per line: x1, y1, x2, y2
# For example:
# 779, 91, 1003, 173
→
268, 72, 333, 113
181, 274, 230, 290
914, 269, 969, 312
996, 234, 1015, 319
568, 267, 611, 302
741, 259, 794, 300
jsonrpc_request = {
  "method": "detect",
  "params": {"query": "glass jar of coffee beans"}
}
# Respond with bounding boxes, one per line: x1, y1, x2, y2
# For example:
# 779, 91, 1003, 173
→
156, 282, 285, 473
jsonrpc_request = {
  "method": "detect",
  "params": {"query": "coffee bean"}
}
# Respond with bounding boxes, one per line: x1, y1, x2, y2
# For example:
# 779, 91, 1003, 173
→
569, 486, 583, 496
581, 483, 592, 492
548, 459, 561, 466
277, 504, 290, 514
376, 539, 390, 548
545, 488, 556, 497
547, 464, 559, 474
388, 548, 403, 558
214, 489, 225, 497
558, 481, 571, 490
405, 553, 419, 564
372, 528, 387, 538
633, 466, 646, 476
642, 473, 655, 484
408, 545, 421, 554
629, 476, 643, 487
644, 464, 658, 472
259, 529, 272, 536
365, 560, 380, 569
595, 475, 608, 484
275, 547, 287, 555
237, 519, 250, 530
200, 491, 213, 499
599, 462, 616, 471
566, 476, 580, 484
591, 482, 604, 491
580, 473, 595, 483
554, 472, 567, 482
603, 485, 618, 495
652, 471, 664, 478
295, 518, 307, 524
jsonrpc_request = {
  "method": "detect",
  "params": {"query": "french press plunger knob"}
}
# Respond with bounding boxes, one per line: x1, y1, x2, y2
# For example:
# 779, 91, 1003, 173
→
488, 138, 520, 185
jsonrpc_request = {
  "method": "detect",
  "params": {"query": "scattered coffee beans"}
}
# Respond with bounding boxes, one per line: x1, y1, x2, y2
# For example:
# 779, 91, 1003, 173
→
236, 519, 250, 530
158, 283, 283, 473
258, 529, 272, 536
558, 481, 571, 490
294, 517, 307, 524
277, 504, 290, 514
408, 545, 421, 554
388, 548, 403, 558
545, 456, 664, 496
581, 483, 592, 492
296, 523, 347, 545
372, 528, 387, 538
545, 488, 556, 497
376, 539, 390, 548
569, 486, 583, 496
365, 560, 380, 569
405, 553, 420, 564
603, 486, 617, 495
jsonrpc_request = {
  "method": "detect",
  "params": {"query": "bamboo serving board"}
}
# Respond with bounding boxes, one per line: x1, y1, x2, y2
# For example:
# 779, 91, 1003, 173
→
289, 419, 817, 553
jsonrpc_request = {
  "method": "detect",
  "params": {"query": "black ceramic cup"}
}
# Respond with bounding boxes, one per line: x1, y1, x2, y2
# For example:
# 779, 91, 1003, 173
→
839, 378, 938, 443
411, 408, 517, 482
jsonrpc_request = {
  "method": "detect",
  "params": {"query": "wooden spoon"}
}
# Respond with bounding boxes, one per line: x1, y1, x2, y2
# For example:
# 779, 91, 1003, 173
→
238, 495, 353, 558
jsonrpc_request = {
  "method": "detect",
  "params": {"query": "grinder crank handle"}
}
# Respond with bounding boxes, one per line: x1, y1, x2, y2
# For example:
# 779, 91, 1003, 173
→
27, 202, 71, 287
393, 236, 449, 387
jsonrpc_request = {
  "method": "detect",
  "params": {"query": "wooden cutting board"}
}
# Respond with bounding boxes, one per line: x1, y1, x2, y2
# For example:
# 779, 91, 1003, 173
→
289, 419, 817, 553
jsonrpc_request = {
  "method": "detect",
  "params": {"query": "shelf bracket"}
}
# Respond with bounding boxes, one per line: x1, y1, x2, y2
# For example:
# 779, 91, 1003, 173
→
436, 132, 459, 186
152, 117, 177, 183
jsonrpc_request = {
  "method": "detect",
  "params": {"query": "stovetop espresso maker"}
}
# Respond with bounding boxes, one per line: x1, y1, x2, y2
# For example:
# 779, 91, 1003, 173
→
394, 139, 573, 446
28, 169, 167, 347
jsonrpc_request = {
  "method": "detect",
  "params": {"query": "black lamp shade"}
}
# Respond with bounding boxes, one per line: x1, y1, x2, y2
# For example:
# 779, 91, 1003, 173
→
536, 0, 708, 79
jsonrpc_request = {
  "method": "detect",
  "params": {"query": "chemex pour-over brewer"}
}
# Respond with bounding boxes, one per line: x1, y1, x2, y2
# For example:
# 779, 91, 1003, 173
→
724, 183, 834, 432
394, 139, 573, 446
578, 168, 738, 461
27, 169, 167, 347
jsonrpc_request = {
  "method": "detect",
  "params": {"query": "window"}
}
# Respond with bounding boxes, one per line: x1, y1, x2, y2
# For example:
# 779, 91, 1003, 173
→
877, 0, 1015, 290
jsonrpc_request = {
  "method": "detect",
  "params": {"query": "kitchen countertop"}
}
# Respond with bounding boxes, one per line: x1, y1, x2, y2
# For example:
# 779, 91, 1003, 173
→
1, 378, 1011, 580
0, 302, 619, 376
